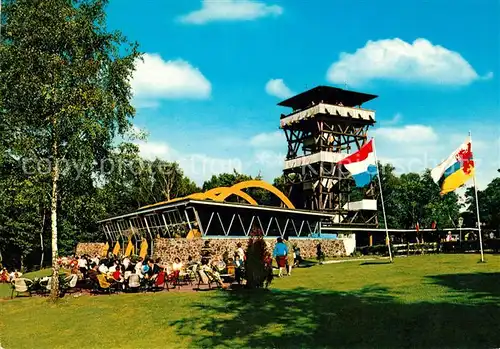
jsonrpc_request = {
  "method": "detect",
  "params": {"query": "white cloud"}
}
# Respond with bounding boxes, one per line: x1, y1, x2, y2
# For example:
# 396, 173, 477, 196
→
135, 140, 244, 185
265, 79, 294, 99
373, 124, 438, 144
250, 131, 285, 148
327, 38, 492, 86
131, 53, 211, 106
179, 0, 283, 25
135, 125, 499, 191
373, 124, 499, 190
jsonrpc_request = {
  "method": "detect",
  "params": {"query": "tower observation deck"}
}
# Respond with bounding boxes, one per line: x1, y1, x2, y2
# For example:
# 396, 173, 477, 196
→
279, 85, 379, 227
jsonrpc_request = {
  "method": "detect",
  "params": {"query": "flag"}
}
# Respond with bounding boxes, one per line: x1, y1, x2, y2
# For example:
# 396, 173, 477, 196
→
338, 139, 377, 187
124, 239, 134, 257
431, 221, 437, 230
415, 222, 420, 232
101, 242, 109, 257
112, 241, 121, 255
431, 138, 475, 195
139, 239, 149, 259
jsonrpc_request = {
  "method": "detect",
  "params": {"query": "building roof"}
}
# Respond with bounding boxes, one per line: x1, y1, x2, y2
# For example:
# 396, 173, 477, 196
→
97, 198, 334, 223
278, 85, 377, 110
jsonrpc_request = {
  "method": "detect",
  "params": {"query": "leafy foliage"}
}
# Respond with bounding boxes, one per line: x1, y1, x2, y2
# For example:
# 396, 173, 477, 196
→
465, 178, 500, 231
244, 228, 270, 289
378, 164, 462, 229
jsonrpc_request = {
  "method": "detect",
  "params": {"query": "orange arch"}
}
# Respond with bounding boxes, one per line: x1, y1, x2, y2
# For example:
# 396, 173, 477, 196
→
139, 180, 293, 210
203, 187, 258, 206
218, 180, 295, 209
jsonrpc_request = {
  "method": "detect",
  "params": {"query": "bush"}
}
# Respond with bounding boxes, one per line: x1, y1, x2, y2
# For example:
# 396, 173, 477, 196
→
244, 228, 269, 289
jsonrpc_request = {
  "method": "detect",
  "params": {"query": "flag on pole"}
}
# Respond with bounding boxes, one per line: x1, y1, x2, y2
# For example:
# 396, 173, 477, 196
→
124, 239, 134, 257
112, 241, 121, 256
431, 137, 475, 195
338, 139, 377, 187
415, 222, 420, 232
101, 242, 109, 258
139, 240, 149, 259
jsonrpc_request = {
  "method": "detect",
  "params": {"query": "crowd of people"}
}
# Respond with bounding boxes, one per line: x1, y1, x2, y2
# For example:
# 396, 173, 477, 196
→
3, 238, 308, 292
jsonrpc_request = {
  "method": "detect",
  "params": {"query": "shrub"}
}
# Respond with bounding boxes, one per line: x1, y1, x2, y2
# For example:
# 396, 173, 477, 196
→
244, 227, 269, 289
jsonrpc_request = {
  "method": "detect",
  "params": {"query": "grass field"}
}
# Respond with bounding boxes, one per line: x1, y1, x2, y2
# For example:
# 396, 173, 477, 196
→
1, 254, 499, 349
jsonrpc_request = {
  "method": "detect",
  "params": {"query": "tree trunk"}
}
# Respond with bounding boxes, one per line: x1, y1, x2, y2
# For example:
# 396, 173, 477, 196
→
49, 140, 60, 301
40, 212, 46, 269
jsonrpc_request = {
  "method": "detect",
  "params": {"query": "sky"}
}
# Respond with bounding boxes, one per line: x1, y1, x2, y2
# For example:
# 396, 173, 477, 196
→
106, 0, 500, 189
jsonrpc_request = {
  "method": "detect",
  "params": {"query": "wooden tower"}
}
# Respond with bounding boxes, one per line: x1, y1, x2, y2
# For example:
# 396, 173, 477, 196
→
279, 85, 378, 227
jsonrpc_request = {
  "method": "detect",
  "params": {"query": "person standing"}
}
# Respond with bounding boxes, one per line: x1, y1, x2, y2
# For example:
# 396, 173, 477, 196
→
284, 236, 294, 276
273, 238, 288, 277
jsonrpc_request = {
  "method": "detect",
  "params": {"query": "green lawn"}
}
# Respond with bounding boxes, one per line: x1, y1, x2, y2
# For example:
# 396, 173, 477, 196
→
1, 254, 499, 348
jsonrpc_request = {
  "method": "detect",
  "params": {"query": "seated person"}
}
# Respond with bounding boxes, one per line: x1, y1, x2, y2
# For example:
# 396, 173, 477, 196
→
146, 259, 160, 279
9, 270, 22, 281
200, 259, 225, 288
108, 260, 119, 273
172, 258, 183, 272
155, 258, 165, 271
98, 261, 109, 274
212, 259, 226, 273
112, 265, 124, 282
122, 256, 131, 270
141, 263, 150, 278
167, 258, 183, 283
0, 268, 9, 283
135, 258, 144, 278
87, 263, 99, 283
123, 264, 135, 280
186, 256, 197, 269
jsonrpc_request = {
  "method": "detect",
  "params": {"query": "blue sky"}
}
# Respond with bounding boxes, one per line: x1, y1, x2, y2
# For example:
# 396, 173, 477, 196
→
106, 0, 500, 188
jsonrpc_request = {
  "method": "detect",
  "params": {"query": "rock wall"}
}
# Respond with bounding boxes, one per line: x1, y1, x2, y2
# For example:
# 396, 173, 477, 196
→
75, 243, 107, 257
153, 238, 346, 264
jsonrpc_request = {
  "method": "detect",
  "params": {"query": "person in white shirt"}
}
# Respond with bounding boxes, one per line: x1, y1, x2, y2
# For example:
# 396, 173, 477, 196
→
135, 258, 144, 278
98, 263, 109, 274
91, 255, 100, 266
108, 261, 118, 273
122, 257, 130, 270
236, 243, 245, 261
172, 258, 183, 271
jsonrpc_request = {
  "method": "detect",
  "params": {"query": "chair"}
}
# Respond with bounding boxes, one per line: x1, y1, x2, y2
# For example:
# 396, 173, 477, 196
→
196, 270, 217, 290
127, 273, 142, 292
60, 274, 79, 296
152, 271, 168, 292
167, 270, 180, 289
11, 278, 33, 299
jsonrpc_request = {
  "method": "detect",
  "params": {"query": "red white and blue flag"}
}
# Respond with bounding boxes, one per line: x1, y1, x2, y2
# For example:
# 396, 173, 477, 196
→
338, 140, 377, 187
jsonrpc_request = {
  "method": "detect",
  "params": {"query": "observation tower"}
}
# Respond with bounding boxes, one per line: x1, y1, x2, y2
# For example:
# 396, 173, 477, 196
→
279, 86, 379, 227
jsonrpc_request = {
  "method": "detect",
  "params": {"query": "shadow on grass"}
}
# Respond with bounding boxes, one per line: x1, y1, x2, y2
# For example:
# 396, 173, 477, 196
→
427, 272, 500, 303
170, 283, 500, 349
359, 261, 392, 265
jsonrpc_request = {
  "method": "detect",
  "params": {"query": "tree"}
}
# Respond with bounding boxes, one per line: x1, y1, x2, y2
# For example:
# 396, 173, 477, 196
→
245, 227, 270, 289
377, 165, 461, 232
202, 170, 252, 191
465, 177, 500, 231
0, 0, 140, 299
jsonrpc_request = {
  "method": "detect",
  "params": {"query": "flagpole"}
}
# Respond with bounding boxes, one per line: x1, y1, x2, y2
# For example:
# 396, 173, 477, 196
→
372, 138, 393, 263
469, 131, 485, 262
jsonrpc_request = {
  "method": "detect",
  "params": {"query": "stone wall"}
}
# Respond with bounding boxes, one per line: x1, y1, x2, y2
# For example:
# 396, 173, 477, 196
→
75, 242, 107, 257
153, 238, 346, 264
